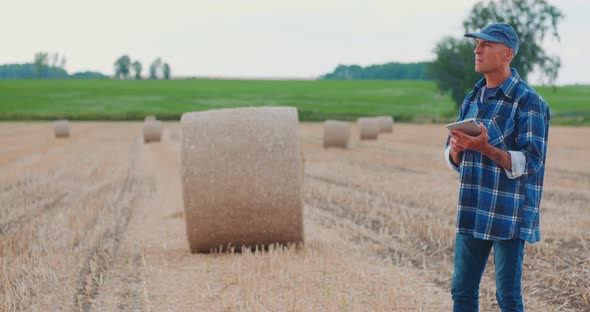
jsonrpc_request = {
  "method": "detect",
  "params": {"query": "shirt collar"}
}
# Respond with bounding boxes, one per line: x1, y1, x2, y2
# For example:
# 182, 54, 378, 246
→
473, 68, 521, 99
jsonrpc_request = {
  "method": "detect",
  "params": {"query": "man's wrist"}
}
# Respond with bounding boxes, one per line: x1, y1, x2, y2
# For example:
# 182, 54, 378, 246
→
450, 148, 462, 166
480, 143, 496, 158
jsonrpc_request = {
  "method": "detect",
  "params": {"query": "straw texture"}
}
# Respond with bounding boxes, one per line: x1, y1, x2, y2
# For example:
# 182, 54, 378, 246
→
54, 120, 70, 138
323, 120, 351, 148
180, 107, 304, 253
357, 117, 379, 140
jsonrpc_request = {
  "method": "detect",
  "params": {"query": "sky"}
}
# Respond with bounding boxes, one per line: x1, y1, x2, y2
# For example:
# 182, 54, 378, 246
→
1, 0, 588, 85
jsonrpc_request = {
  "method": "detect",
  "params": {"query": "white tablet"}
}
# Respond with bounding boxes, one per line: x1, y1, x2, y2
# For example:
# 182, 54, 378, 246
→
446, 118, 481, 136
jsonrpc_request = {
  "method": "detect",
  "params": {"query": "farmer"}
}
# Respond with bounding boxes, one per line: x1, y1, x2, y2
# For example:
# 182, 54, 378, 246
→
444, 23, 550, 311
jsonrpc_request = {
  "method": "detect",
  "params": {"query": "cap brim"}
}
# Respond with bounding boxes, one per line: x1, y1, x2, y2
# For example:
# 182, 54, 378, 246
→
464, 32, 503, 43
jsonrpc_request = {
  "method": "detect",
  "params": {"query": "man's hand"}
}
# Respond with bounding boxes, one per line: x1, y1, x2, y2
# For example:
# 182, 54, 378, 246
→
450, 123, 512, 171
450, 123, 489, 154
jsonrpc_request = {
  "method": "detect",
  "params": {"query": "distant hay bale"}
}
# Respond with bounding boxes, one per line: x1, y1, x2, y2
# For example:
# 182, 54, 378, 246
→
144, 115, 156, 122
180, 107, 304, 253
323, 120, 350, 148
143, 120, 162, 143
357, 117, 379, 140
54, 120, 70, 138
377, 116, 394, 133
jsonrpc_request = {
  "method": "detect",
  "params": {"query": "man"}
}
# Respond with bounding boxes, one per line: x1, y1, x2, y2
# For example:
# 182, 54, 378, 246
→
444, 23, 550, 311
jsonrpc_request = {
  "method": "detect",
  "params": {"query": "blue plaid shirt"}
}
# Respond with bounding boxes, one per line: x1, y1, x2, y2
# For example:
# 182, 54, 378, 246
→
445, 68, 550, 244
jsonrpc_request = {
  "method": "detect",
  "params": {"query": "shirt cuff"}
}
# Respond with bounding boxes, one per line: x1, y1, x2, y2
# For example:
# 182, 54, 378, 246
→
445, 146, 459, 172
504, 151, 525, 179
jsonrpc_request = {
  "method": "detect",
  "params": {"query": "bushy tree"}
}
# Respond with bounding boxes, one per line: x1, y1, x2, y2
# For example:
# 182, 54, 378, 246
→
463, 0, 563, 84
149, 57, 162, 80
34, 52, 48, 79
429, 38, 481, 106
430, 0, 564, 107
114, 55, 131, 79
132, 61, 142, 80
162, 63, 171, 80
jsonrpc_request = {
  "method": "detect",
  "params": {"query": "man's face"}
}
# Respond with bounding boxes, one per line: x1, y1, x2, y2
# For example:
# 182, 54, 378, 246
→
473, 39, 513, 74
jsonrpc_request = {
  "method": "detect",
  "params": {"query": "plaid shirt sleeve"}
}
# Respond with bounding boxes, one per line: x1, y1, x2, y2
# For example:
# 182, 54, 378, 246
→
515, 92, 550, 178
504, 151, 525, 179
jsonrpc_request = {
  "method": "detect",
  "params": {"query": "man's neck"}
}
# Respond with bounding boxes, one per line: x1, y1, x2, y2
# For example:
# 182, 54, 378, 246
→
484, 66, 512, 88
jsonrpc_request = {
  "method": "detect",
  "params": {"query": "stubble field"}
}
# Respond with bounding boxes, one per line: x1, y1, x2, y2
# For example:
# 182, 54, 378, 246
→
0, 122, 588, 311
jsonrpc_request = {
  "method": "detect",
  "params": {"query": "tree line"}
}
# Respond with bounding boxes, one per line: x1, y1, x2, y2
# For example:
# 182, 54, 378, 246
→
0, 52, 172, 80
114, 55, 171, 80
0, 51, 107, 79
321, 62, 430, 80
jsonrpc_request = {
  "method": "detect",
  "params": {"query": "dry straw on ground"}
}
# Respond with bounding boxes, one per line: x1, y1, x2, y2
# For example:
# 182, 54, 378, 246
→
143, 120, 162, 143
180, 107, 304, 253
357, 117, 379, 140
377, 116, 394, 133
323, 120, 351, 148
54, 120, 69, 138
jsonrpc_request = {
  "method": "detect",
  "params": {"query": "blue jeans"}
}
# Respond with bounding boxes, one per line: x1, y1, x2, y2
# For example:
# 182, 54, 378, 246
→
451, 233, 525, 312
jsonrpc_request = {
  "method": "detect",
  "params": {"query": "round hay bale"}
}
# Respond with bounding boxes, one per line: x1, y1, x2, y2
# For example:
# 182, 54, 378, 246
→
377, 116, 394, 133
180, 107, 304, 253
54, 120, 70, 138
323, 120, 350, 148
357, 117, 379, 140
144, 115, 157, 122
143, 120, 162, 143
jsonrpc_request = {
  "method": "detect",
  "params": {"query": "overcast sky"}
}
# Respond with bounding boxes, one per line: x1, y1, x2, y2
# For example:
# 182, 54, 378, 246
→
1, 0, 588, 84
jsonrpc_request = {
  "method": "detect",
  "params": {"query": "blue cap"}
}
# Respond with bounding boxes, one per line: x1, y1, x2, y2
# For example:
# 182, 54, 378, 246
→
465, 23, 519, 55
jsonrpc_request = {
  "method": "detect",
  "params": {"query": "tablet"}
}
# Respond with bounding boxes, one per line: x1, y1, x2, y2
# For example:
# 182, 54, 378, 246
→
446, 118, 481, 136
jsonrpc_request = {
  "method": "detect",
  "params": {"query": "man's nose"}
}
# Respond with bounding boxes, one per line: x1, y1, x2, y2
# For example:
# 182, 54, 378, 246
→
474, 43, 483, 54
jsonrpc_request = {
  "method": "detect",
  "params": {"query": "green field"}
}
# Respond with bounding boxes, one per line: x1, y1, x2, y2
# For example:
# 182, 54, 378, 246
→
0, 79, 588, 124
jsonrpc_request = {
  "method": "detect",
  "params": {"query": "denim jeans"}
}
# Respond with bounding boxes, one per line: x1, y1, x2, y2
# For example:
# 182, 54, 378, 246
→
451, 233, 525, 312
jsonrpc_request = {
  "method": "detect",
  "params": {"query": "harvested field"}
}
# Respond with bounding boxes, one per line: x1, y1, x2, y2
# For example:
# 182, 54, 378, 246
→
0, 122, 588, 312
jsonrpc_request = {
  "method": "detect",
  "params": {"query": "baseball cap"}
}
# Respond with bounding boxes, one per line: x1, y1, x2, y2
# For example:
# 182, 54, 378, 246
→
465, 23, 519, 55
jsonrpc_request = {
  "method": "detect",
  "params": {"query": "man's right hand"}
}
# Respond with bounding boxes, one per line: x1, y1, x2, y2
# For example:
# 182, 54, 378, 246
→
449, 132, 465, 166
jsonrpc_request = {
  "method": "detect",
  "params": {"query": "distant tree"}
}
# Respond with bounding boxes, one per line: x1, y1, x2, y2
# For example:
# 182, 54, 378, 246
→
430, 0, 564, 107
34, 52, 49, 79
114, 55, 131, 79
50, 53, 59, 77
162, 63, 171, 80
59, 54, 67, 72
149, 57, 162, 79
132, 61, 142, 80
46, 52, 68, 79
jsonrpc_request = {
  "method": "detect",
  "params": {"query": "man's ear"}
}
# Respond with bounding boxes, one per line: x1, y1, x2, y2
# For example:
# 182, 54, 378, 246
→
506, 49, 515, 62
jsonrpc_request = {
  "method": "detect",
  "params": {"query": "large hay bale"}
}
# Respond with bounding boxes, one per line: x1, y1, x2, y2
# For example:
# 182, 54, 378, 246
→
377, 116, 394, 133
357, 117, 379, 140
323, 120, 350, 148
180, 107, 304, 253
54, 120, 70, 138
143, 120, 162, 143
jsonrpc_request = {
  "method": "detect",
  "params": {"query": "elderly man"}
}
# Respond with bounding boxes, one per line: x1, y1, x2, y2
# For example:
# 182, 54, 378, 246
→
444, 23, 550, 312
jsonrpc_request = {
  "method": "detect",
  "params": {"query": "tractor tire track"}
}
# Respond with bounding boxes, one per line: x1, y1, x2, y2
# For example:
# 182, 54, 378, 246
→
72, 143, 143, 312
